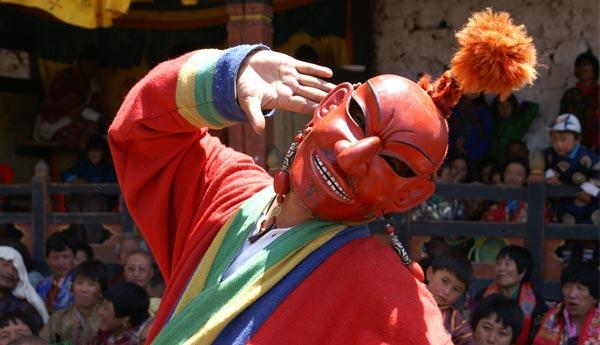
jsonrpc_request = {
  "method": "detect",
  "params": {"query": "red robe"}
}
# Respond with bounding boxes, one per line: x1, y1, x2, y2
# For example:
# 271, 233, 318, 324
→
109, 46, 451, 344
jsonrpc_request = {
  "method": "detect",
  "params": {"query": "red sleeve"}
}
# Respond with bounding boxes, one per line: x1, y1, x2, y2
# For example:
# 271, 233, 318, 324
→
108, 50, 271, 281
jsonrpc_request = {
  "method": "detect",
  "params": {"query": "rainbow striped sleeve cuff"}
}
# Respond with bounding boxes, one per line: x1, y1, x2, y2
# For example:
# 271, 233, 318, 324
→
175, 44, 269, 129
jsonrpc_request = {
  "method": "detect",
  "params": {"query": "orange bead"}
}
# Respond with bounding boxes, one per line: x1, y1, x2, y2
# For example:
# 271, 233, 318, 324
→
273, 171, 290, 195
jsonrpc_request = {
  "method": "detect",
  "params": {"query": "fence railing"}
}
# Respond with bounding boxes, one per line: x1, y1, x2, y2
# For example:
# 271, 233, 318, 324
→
1, 175, 598, 299
369, 176, 598, 300
0, 176, 134, 267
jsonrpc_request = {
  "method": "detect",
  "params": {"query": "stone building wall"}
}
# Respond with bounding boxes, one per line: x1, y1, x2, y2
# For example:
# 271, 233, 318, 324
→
372, 0, 599, 152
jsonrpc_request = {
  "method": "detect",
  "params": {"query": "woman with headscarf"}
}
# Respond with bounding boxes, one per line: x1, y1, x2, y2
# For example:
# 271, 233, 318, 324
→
0, 246, 49, 333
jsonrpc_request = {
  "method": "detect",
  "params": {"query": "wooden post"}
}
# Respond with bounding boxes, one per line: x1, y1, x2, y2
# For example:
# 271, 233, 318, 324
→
526, 175, 545, 290
226, 0, 273, 168
31, 176, 48, 268
120, 195, 135, 233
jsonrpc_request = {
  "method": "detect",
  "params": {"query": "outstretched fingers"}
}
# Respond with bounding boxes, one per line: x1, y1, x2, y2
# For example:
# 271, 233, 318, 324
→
295, 61, 333, 79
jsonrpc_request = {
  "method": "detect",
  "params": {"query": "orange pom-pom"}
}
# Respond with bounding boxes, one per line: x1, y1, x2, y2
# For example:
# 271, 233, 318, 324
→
450, 8, 538, 100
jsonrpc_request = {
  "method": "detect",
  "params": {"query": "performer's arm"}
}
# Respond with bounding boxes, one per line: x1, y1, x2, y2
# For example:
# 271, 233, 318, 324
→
109, 45, 333, 278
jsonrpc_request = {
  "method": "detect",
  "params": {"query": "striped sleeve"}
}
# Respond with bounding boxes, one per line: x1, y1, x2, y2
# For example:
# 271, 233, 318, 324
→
175, 44, 269, 129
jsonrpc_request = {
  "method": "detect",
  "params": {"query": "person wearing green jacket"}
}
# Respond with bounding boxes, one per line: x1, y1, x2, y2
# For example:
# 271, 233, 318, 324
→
490, 94, 539, 163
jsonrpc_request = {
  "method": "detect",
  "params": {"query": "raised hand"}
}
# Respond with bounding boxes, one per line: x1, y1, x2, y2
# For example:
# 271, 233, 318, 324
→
236, 49, 335, 134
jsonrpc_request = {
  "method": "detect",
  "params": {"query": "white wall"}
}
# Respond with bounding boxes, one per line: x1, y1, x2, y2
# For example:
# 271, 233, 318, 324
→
372, 0, 599, 151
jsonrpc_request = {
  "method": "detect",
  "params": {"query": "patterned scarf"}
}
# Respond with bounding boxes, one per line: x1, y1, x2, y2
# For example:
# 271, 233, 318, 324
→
533, 303, 599, 345
153, 187, 354, 344
485, 282, 536, 345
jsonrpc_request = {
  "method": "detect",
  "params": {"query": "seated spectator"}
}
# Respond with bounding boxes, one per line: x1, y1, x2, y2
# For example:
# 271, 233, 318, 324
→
62, 136, 116, 243
426, 250, 475, 345
533, 262, 599, 344
482, 158, 554, 224
108, 233, 148, 286
0, 240, 44, 293
39, 260, 107, 344
559, 51, 599, 150
90, 282, 149, 345
490, 94, 539, 163
504, 139, 530, 163
0, 312, 38, 345
35, 45, 105, 149
73, 241, 94, 266
124, 250, 161, 316
472, 294, 524, 345
470, 245, 547, 345
449, 93, 493, 166
0, 247, 47, 332
36, 232, 75, 313
475, 157, 498, 185
544, 114, 599, 262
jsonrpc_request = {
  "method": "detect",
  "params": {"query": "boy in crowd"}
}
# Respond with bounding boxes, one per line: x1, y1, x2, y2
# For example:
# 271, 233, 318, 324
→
36, 232, 75, 313
471, 294, 524, 345
426, 250, 475, 345
533, 262, 599, 345
544, 113, 599, 262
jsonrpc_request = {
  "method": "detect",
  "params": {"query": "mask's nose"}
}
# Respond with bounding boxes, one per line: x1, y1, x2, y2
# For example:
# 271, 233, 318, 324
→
335, 137, 381, 177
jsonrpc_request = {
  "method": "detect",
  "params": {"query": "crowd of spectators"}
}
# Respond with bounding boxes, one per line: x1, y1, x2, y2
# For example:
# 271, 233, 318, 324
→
0, 231, 159, 345
414, 51, 599, 265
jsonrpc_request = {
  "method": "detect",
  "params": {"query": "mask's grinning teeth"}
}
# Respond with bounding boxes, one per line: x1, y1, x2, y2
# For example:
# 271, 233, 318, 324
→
313, 154, 351, 202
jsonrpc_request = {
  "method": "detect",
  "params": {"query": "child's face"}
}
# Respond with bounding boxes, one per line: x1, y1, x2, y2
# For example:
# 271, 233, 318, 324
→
47, 249, 75, 279
473, 313, 513, 345
575, 60, 595, 83
550, 132, 579, 156
88, 149, 104, 165
503, 162, 527, 188
497, 101, 513, 119
426, 268, 466, 309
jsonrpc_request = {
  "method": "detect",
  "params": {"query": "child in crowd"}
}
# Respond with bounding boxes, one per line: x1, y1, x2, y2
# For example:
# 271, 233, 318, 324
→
35, 232, 75, 313
471, 294, 524, 345
426, 250, 475, 345
62, 136, 116, 243
490, 94, 538, 163
533, 262, 599, 345
544, 113, 599, 262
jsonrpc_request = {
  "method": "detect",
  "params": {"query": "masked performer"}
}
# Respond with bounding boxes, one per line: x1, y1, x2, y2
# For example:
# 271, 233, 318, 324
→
109, 9, 537, 344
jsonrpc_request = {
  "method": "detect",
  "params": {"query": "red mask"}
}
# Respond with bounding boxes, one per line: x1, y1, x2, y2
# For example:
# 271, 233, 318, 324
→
289, 75, 449, 222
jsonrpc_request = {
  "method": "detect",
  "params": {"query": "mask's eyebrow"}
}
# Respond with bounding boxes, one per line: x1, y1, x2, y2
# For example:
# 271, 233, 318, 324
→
388, 140, 435, 166
366, 81, 382, 125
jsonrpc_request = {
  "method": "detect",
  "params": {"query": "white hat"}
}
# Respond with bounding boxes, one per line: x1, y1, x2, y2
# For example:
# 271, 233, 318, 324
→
546, 113, 581, 134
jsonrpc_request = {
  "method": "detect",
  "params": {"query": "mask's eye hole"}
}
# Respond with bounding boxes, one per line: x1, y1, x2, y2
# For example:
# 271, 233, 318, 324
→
382, 155, 416, 178
348, 97, 366, 133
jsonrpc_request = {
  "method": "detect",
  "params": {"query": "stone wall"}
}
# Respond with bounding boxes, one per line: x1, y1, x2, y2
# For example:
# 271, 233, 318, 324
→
372, 0, 599, 151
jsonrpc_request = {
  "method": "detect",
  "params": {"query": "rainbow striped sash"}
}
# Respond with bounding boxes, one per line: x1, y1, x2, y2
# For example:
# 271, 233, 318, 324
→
153, 187, 348, 344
